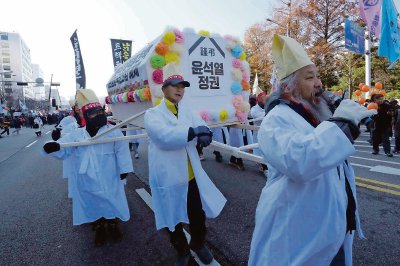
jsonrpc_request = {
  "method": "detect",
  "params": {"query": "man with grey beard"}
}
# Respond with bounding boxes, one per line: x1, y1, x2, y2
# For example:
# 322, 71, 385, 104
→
248, 34, 376, 266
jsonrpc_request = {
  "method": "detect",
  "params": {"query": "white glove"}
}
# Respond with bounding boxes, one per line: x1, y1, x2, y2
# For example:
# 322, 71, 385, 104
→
333, 99, 377, 125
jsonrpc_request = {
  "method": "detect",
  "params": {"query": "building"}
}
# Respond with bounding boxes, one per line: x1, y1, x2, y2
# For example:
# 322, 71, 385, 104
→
0, 31, 34, 108
31, 64, 45, 101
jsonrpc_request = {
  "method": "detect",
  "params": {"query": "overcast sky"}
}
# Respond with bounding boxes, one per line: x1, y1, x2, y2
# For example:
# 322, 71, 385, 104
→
0, 0, 274, 100
1, 0, 399, 100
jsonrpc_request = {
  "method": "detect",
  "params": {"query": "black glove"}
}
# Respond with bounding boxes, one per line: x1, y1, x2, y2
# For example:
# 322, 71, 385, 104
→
193, 126, 211, 136
197, 134, 212, 147
327, 117, 360, 144
43, 142, 60, 154
120, 173, 128, 180
51, 129, 61, 141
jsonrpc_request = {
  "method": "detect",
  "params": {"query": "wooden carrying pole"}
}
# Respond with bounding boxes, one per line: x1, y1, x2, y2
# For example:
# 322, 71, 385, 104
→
60, 133, 148, 148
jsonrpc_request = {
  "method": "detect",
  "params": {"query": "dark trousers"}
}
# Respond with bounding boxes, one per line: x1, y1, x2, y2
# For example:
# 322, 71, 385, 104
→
394, 124, 400, 151
330, 245, 345, 266
1, 128, 9, 135
167, 179, 206, 256
372, 128, 391, 153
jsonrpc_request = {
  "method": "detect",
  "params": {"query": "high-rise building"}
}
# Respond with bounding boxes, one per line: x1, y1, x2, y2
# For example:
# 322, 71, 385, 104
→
31, 64, 45, 101
0, 31, 34, 107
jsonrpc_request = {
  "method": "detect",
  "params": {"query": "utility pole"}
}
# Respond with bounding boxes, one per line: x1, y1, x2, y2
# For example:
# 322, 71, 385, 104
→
48, 74, 53, 110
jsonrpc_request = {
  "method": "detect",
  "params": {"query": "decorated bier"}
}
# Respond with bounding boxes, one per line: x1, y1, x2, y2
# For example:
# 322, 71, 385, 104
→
105, 28, 251, 126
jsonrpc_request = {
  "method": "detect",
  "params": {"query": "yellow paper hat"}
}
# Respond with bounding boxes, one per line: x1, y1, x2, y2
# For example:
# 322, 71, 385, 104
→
162, 62, 190, 87
271, 34, 313, 80
76, 89, 101, 112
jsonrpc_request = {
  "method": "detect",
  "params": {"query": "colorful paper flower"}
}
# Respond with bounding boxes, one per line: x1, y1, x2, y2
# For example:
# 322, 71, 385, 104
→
169, 43, 183, 55
155, 42, 169, 56
198, 30, 211, 37
122, 92, 128, 102
211, 111, 220, 122
236, 111, 248, 122
150, 54, 166, 69
219, 109, 229, 121
232, 58, 243, 69
162, 32, 176, 45
239, 102, 250, 113
226, 41, 236, 51
242, 71, 250, 82
127, 91, 135, 102
165, 51, 180, 64
174, 29, 184, 43
231, 45, 243, 58
143, 87, 151, 101
241, 81, 250, 91
239, 51, 247, 60
232, 69, 243, 81
144, 80, 149, 85
224, 35, 234, 41
152, 69, 163, 84
232, 94, 243, 107
231, 82, 243, 94
200, 110, 211, 123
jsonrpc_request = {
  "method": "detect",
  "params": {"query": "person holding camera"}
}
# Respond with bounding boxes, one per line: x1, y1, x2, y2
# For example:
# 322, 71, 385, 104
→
144, 63, 226, 266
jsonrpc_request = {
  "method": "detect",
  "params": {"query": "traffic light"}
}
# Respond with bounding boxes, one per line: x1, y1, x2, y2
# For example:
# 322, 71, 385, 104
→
17, 82, 29, 86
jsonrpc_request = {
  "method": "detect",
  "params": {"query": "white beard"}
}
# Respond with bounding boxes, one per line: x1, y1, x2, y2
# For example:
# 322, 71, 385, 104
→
302, 97, 333, 122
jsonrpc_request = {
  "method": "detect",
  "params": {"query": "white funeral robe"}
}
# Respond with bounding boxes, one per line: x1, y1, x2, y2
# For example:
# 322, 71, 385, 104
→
211, 127, 229, 144
250, 104, 265, 156
48, 124, 133, 225
249, 104, 362, 266
34, 117, 43, 133
126, 123, 144, 144
144, 98, 227, 231
57, 116, 79, 199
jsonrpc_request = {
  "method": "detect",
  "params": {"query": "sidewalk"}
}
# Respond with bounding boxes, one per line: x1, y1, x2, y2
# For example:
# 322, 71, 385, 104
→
0, 125, 52, 164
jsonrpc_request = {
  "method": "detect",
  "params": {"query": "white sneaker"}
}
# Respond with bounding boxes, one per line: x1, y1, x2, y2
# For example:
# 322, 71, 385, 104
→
134, 153, 139, 159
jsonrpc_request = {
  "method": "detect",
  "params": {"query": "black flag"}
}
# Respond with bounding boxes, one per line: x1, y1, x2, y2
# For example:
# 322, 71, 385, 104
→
110, 39, 132, 69
70, 30, 86, 89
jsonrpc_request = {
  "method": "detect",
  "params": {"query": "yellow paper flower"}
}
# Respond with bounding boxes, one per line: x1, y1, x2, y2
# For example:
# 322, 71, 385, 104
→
165, 51, 180, 64
198, 30, 211, 37
239, 51, 247, 60
219, 109, 229, 121
162, 32, 176, 45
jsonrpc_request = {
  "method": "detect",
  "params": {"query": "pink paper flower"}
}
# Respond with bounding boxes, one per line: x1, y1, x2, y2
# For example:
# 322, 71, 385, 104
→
236, 111, 248, 122
174, 29, 184, 43
232, 58, 243, 69
242, 71, 250, 82
232, 95, 243, 107
152, 69, 163, 84
200, 110, 211, 123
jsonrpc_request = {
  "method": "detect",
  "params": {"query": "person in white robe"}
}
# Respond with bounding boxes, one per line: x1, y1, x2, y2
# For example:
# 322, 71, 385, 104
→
43, 89, 133, 247
145, 63, 226, 266
250, 91, 268, 175
51, 115, 79, 199
248, 34, 376, 266
33, 116, 43, 136
126, 123, 144, 159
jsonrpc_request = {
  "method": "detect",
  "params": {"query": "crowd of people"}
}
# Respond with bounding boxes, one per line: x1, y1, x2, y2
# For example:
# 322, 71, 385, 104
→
39, 34, 398, 266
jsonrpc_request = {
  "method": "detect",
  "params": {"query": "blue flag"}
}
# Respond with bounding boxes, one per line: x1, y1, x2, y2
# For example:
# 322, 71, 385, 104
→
378, 0, 400, 62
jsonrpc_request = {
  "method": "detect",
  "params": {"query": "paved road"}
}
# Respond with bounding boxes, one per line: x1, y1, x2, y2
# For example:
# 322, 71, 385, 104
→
0, 125, 399, 265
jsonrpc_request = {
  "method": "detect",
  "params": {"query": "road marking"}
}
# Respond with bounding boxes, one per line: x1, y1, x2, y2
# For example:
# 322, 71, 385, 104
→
370, 165, 400, 176
350, 163, 371, 169
354, 140, 369, 144
356, 182, 400, 196
46, 131, 51, 135
356, 176, 400, 190
355, 144, 393, 148
350, 156, 400, 165
135, 188, 221, 266
25, 140, 38, 148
